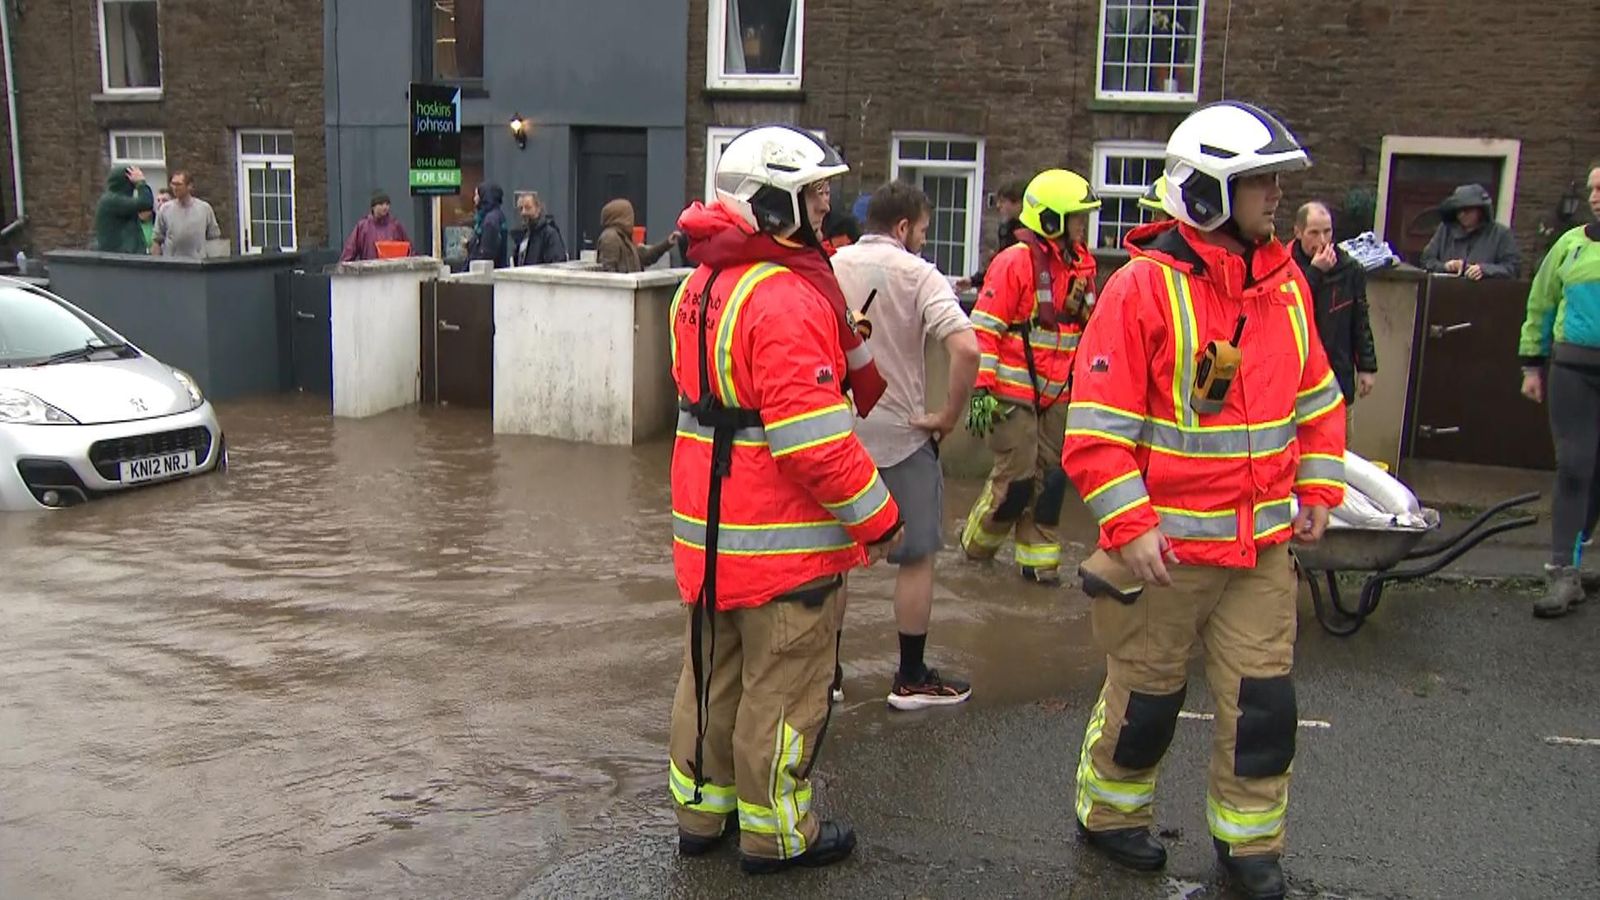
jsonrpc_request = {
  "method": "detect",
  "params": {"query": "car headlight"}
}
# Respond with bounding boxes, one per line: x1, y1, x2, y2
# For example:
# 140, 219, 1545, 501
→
0, 388, 78, 424
170, 367, 203, 407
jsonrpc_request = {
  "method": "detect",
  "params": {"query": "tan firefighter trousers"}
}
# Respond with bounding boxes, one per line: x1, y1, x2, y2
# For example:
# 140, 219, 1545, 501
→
961, 401, 1071, 575
1076, 542, 1299, 857
668, 583, 841, 860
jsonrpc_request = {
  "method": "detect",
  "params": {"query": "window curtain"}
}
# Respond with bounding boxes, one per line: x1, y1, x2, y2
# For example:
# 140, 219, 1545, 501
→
723, 0, 746, 74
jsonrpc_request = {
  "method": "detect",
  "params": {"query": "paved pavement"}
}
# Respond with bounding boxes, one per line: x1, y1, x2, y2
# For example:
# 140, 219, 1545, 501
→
514, 575, 1600, 899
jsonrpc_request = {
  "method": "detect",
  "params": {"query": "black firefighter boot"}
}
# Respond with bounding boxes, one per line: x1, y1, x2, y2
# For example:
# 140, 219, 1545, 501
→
678, 812, 737, 857
1076, 821, 1168, 871
740, 821, 857, 875
1214, 839, 1287, 900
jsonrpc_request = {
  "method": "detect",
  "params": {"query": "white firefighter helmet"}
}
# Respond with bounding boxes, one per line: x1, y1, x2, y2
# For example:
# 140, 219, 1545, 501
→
1163, 101, 1310, 231
714, 124, 849, 235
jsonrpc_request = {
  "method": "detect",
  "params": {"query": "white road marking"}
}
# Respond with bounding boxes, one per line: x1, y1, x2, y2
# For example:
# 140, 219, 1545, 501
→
1544, 736, 1600, 748
1178, 710, 1332, 729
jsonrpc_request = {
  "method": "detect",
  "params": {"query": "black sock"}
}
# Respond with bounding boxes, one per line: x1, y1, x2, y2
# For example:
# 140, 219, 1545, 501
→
898, 633, 927, 682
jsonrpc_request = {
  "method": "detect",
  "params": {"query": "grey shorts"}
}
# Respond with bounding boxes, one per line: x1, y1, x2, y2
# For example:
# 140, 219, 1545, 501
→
879, 440, 945, 565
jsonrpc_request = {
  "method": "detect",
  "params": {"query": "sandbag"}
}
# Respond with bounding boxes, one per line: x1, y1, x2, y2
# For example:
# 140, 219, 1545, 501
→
1343, 451, 1420, 516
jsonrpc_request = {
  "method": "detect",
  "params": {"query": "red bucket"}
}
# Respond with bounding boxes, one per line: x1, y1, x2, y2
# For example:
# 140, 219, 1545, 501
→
375, 240, 411, 259
632, 226, 646, 245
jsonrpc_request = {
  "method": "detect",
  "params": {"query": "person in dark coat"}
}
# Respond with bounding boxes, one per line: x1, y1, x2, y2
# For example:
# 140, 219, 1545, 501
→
1420, 183, 1522, 279
1293, 201, 1377, 436
466, 183, 509, 268
93, 165, 154, 254
595, 198, 676, 273
510, 191, 568, 266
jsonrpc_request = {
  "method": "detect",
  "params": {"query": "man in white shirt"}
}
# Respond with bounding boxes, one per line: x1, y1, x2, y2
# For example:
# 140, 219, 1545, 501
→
833, 181, 981, 709
152, 171, 222, 259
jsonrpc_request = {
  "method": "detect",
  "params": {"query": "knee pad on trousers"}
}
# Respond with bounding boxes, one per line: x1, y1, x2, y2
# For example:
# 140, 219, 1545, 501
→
1034, 468, 1068, 527
1111, 684, 1187, 770
992, 478, 1036, 523
1235, 675, 1297, 778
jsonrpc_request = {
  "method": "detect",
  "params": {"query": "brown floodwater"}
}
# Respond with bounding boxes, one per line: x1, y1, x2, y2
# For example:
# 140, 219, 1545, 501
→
0, 395, 1101, 899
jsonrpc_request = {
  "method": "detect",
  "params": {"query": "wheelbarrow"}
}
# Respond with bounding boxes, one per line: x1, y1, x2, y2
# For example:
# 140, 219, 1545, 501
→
1290, 492, 1541, 636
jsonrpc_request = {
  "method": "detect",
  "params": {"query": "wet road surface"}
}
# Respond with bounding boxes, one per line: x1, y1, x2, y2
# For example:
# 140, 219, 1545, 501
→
2, 396, 1596, 899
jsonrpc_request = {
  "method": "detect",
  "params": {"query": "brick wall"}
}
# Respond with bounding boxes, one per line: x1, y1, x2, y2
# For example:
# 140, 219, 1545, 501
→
0, 0, 326, 255
687, 0, 1600, 265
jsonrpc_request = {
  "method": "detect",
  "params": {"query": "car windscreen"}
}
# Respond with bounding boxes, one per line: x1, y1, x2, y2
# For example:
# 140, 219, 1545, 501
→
0, 285, 122, 365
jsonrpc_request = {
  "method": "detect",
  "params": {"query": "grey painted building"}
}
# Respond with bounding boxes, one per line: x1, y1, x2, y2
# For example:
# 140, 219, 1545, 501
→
324, 0, 689, 262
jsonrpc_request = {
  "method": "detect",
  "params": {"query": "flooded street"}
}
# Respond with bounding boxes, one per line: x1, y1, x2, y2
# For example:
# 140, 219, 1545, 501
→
0, 396, 1100, 900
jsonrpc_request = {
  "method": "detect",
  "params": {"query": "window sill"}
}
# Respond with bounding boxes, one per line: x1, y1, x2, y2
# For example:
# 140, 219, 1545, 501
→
1087, 97, 1198, 114
703, 86, 806, 103
423, 79, 488, 99
92, 90, 163, 103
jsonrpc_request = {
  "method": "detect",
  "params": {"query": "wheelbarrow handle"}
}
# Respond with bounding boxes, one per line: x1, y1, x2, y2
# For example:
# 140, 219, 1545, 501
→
1404, 491, 1542, 561
1386, 514, 1540, 582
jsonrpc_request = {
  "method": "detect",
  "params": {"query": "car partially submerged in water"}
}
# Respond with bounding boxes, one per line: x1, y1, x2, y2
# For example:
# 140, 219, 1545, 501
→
0, 277, 225, 510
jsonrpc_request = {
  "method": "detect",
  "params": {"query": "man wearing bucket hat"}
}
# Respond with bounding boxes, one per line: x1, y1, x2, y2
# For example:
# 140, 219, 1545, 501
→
339, 189, 411, 262
960, 168, 1101, 585
1063, 101, 1347, 900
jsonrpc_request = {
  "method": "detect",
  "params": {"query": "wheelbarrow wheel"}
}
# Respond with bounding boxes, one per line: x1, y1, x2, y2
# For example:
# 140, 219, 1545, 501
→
1306, 569, 1365, 637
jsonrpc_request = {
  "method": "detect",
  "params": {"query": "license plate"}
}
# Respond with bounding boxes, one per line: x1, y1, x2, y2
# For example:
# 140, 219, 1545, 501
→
119, 451, 196, 484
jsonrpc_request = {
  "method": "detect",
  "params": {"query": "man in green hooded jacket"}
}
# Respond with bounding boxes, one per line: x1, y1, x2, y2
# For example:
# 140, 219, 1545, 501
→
94, 165, 154, 253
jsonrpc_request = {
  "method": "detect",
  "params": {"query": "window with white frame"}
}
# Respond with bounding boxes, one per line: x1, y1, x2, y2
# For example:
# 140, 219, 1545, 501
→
108, 131, 167, 192
708, 0, 804, 91
236, 131, 296, 254
1090, 142, 1166, 249
891, 135, 984, 277
1096, 0, 1204, 102
704, 125, 827, 203
99, 0, 161, 93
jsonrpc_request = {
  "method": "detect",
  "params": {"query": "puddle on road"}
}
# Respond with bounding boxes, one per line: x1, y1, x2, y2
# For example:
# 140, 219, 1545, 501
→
0, 395, 1105, 899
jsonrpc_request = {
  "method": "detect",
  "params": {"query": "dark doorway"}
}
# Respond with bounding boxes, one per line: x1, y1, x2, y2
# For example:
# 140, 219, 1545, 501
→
575, 129, 649, 254
1383, 155, 1504, 266
281, 269, 332, 397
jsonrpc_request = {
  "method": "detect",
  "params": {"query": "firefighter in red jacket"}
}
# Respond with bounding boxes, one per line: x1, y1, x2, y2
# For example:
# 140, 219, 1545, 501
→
960, 168, 1100, 584
666, 125, 903, 875
1063, 102, 1346, 900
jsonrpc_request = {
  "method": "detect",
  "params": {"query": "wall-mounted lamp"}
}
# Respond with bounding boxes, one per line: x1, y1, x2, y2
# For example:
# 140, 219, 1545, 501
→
1557, 180, 1582, 224
509, 114, 528, 150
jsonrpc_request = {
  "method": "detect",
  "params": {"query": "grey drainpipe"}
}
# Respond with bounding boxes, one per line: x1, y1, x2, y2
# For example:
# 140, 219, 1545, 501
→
0, 0, 27, 238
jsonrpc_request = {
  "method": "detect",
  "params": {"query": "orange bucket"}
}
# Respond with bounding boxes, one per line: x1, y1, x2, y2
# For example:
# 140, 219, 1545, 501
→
632, 226, 646, 245
375, 240, 411, 259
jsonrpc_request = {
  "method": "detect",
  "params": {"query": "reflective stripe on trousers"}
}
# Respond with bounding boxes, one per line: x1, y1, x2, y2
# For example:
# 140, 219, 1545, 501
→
1207, 792, 1287, 844
670, 758, 736, 814
1077, 697, 1157, 821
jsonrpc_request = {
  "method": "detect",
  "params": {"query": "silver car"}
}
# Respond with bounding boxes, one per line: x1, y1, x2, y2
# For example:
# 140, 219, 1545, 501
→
0, 277, 225, 510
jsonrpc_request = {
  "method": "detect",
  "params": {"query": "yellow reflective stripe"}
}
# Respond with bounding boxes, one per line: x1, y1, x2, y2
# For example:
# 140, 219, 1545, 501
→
764, 721, 809, 858
1077, 697, 1157, 818
1253, 498, 1293, 539
823, 471, 893, 527
1296, 452, 1346, 488
1155, 505, 1239, 541
1015, 542, 1061, 568
765, 402, 854, 458
1083, 470, 1151, 525
971, 309, 1007, 334
669, 759, 737, 814
713, 263, 786, 406
1284, 281, 1309, 371
1295, 371, 1343, 424
672, 512, 855, 556
737, 789, 813, 836
978, 352, 999, 380
675, 409, 768, 447
1142, 415, 1297, 459
1029, 329, 1081, 353
668, 276, 692, 372
1207, 793, 1287, 843
961, 482, 1009, 550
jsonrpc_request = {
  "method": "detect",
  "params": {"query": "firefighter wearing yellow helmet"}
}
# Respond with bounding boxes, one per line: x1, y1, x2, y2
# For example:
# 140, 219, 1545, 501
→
1138, 175, 1172, 223
961, 168, 1100, 584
